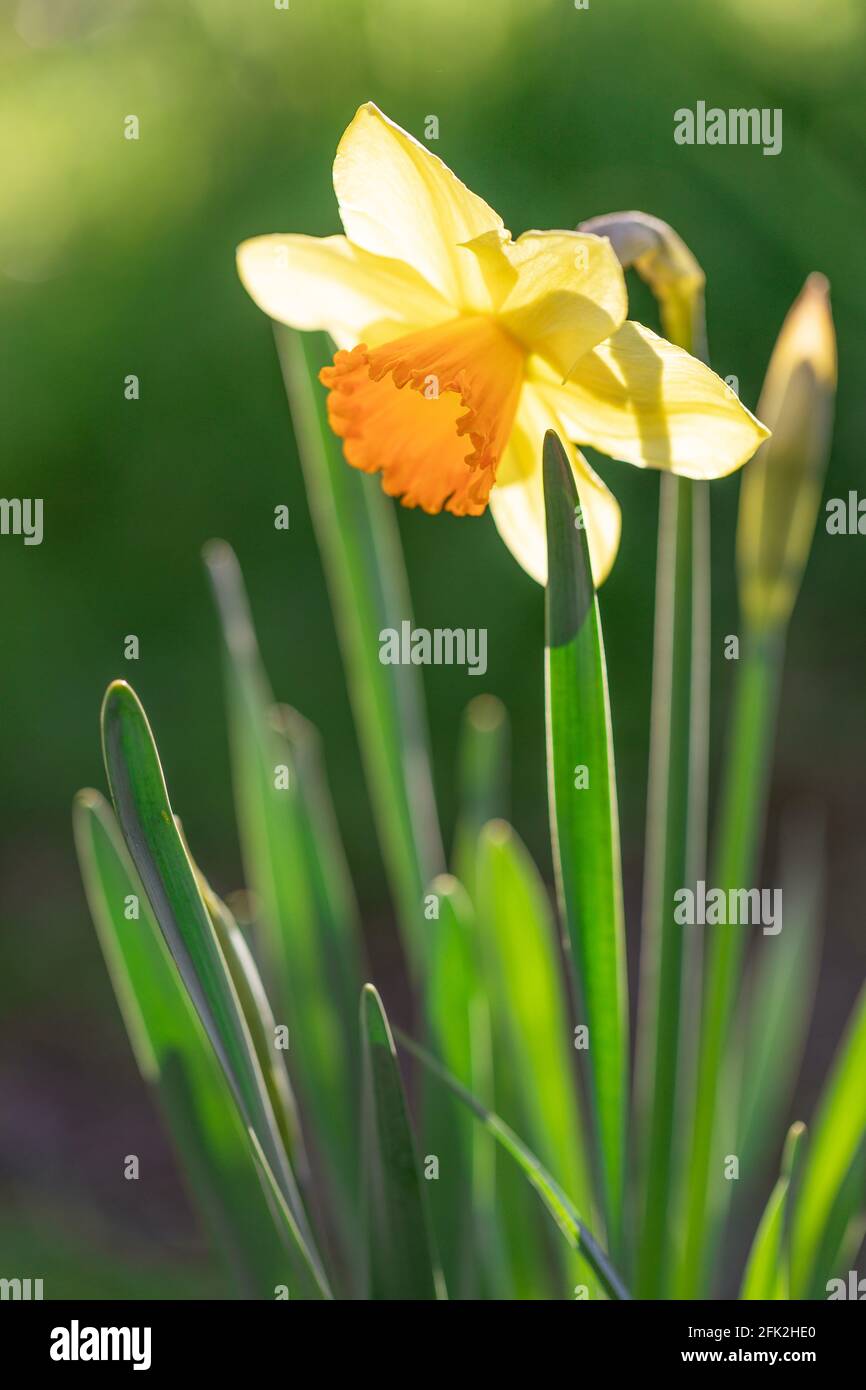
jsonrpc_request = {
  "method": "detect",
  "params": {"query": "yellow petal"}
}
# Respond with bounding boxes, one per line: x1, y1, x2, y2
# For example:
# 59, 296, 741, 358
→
537, 321, 769, 479
333, 102, 506, 310
461, 229, 519, 307
236, 233, 451, 349
497, 231, 628, 378
489, 383, 621, 586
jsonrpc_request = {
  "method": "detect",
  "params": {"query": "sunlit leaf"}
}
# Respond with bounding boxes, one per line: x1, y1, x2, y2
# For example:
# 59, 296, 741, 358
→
543, 429, 629, 1255
361, 985, 443, 1301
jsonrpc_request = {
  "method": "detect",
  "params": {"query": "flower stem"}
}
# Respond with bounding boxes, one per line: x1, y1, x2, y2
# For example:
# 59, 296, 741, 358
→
634, 472, 709, 1296
675, 628, 784, 1297
276, 327, 445, 976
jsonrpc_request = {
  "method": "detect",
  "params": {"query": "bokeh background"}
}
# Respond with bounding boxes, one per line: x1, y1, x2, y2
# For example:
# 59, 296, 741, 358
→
2, 0, 864, 1296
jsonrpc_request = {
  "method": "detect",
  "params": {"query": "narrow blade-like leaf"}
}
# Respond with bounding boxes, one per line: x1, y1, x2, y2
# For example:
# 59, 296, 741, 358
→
271, 702, 362, 1037
452, 694, 510, 898
807, 1143, 866, 1299
791, 981, 866, 1295
73, 790, 322, 1298
100, 679, 330, 1296
475, 820, 594, 1244
204, 540, 358, 1201
741, 1177, 788, 1301
740, 1122, 806, 1300
425, 873, 504, 1297
201, 876, 307, 1179
361, 985, 443, 1301
737, 814, 821, 1175
543, 429, 629, 1254
396, 1030, 631, 1301
676, 629, 784, 1297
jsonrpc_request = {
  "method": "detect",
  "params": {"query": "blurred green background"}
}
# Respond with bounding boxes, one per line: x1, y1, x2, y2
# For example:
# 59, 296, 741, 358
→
2, 0, 864, 1296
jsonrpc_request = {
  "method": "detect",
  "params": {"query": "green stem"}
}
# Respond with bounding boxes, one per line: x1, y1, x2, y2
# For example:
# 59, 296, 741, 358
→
676, 628, 784, 1297
634, 474, 708, 1296
276, 328, 444, 975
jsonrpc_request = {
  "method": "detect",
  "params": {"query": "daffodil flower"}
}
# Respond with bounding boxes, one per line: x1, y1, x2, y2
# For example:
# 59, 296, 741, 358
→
238, 103, 769, 584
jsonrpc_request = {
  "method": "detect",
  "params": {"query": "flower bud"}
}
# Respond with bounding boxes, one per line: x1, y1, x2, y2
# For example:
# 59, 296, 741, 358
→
578, 210, 706, 356
736, 274, 836, 635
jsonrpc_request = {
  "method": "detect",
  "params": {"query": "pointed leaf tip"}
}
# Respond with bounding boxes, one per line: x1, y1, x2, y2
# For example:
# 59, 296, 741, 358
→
361, 983, 394, 1053
361, 984, 441, 1299
543, 430, 594, 647
101, 677, 135, 716
542, 428, 573, 497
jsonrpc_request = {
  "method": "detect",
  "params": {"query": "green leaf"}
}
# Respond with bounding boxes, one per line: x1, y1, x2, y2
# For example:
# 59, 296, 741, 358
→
584, 218, 712, 1295
741, 1177, 787, 1300
701, 814, 823, 1295
676, 629, 784, 1297
740, 1122, 806, 1300
73, 789, 321, 1298
275, 327, 444, 974
100, 679, 331, 1298
448, 701, 547, 1296
361, 985, 443, 1301
542, 429, 629, 1255
434, 697, 510, 1294
396, 1029, 631, 1301
475, 820, 593, 1238
475, 820, 596, 1297
199, 875, 307, 1179
204, 540, 358, 1203
271, 702, 362, 1038
428, 876, 478, 1094
791, 980, 866, 1295
807, 1142, 866, 1298
737, 813, 821, 1176
424, 873, 505, 1297
452, 694, 510, 898
424, 875, 478, 1295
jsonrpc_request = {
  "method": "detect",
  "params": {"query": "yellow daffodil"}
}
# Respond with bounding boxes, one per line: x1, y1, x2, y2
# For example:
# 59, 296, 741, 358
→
238, 103, 769, 584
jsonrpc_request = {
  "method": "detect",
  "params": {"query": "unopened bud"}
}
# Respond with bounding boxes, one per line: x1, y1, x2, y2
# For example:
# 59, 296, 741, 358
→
578, 210, 706, 356
736, 274, 836, 635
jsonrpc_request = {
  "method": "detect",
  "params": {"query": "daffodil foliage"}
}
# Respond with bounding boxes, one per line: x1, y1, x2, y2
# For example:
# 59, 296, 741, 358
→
74, 106, 859, 1303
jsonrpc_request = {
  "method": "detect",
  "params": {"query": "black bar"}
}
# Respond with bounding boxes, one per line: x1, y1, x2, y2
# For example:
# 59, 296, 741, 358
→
2, 1297, 861, 1374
